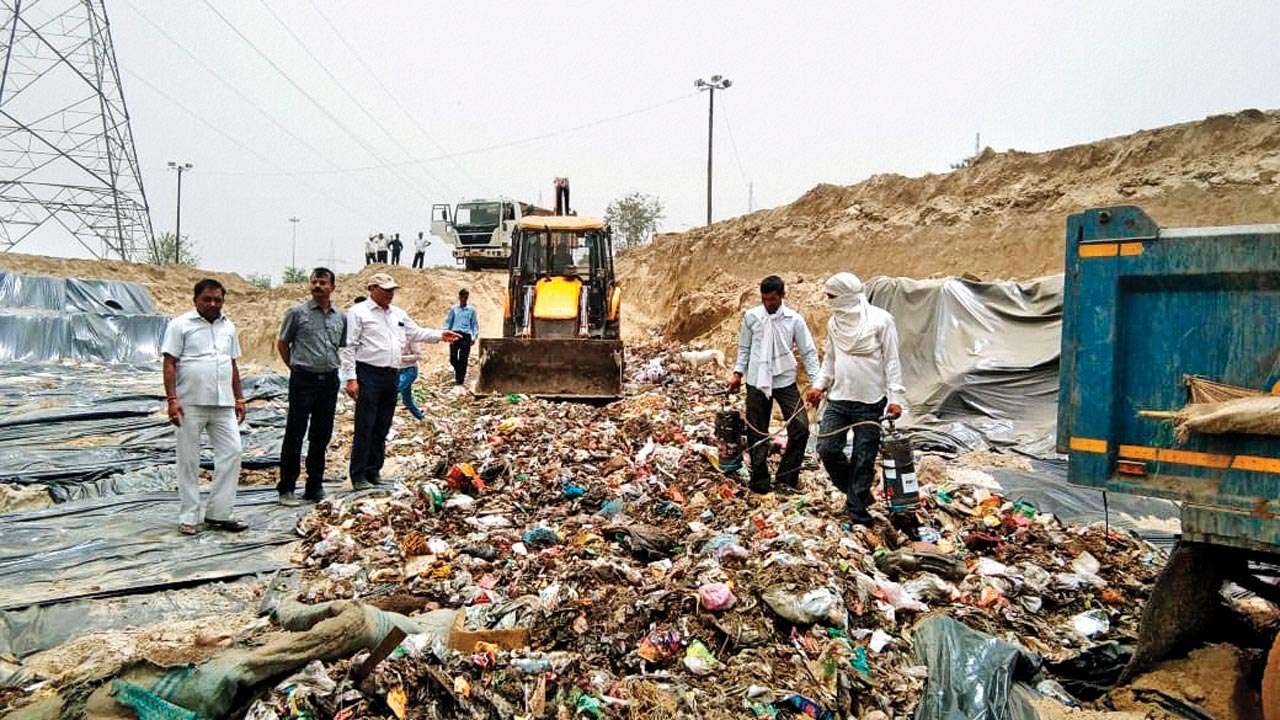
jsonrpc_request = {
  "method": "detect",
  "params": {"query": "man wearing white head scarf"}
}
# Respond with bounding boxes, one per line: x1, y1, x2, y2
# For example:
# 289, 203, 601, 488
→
727, 275, 821, 493
805, 272, 906, 525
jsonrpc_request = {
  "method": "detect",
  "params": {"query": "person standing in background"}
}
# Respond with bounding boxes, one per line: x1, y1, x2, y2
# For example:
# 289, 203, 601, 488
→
444, 288, 479, 385
341, 273, 459, 490
162, 279, 248, 535
412, 231, 429, 269
389, 233, 404, 265
364, 235, 376, 265
375, 233, 388, 264
275, 268, 346, 506
398, 338, 426, 421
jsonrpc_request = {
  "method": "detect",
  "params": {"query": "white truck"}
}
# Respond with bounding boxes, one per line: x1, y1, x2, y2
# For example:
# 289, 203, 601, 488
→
430, 198, 551, 271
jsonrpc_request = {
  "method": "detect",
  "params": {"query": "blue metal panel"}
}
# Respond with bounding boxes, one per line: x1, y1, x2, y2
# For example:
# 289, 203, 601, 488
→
1059, 206, 1280, 552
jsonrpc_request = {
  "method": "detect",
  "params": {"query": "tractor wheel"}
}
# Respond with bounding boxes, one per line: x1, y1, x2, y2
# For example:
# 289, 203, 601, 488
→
1264, 631, 1280, 720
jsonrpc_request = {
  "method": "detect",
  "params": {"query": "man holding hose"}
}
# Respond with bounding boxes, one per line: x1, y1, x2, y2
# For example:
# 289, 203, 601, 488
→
727, 275, 821, 494
806, 272, 906, 526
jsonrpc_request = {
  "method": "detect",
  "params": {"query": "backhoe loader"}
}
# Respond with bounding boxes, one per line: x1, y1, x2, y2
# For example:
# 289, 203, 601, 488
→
475, 181, 623, 400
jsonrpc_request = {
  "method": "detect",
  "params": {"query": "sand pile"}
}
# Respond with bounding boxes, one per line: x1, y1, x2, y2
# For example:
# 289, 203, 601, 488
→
620, 108, 1280, 349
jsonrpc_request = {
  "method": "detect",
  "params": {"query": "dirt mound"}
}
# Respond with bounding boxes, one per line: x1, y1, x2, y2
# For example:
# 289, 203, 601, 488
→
620, 108, 1280, 349
1107, 643, 1265, 720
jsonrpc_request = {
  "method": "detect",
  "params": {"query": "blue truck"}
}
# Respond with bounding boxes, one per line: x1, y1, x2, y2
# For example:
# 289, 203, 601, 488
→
1057, 205, 1280, 710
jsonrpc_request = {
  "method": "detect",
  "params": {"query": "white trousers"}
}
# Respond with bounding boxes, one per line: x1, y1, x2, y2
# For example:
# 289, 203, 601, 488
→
175, 404, 242, 526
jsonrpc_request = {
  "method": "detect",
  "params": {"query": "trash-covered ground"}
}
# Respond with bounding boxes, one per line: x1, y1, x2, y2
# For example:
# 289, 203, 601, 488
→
12, 343, 1255, 720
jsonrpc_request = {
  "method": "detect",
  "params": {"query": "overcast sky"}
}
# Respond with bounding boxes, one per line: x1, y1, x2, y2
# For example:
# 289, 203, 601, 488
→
15, 0, 1280, 278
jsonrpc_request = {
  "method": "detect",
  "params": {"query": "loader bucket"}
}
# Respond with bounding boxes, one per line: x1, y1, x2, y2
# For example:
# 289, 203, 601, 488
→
476, 338, 624, 401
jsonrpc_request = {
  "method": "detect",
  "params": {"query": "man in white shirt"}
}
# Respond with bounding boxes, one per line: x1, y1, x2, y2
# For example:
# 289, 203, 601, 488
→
411, 231, 429, 269
726, 275, 820, 493
162, 279, 247, 535
364, 235, 376, 265
805, 272, 906, 525
341, 273, 459, 490
375, 233, 389, 264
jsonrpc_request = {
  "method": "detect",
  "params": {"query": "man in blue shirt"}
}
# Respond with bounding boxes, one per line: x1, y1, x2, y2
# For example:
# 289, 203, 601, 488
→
444, 289, 479, 385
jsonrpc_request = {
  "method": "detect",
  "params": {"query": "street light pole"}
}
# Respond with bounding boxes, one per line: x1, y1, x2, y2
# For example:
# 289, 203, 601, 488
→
167, 161, 192, 264
289, 216, 300, 269
694, 75, 731, 226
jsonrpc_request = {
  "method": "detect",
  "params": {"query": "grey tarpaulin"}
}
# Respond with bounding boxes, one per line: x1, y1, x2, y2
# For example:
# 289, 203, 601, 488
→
0, 271, 167, 363
0, 271, 155, 313
912, 615, 1041, 720
0, 486, 346, 610
868, 275, 1063, 457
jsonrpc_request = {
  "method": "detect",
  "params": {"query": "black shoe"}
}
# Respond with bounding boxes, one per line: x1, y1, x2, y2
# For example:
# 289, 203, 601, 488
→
352, 478, 373, 491
368, 475, 384, 486
748, 480, 772, 494
302, 487, 327, 502
206, 518, 249, 532
278, 491, 301, 507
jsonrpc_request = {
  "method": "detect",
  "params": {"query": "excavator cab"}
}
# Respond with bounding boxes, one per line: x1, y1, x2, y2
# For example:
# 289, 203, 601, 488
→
476, 215, 623, 400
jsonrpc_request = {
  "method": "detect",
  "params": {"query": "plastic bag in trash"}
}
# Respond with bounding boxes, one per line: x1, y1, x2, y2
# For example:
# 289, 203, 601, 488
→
911, 615, 1040, 720
1069, 609, 1110, 638
761, 587, 846, 627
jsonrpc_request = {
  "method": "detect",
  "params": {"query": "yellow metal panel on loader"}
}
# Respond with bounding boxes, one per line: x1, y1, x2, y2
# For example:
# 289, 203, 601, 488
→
532, 277, 581, 320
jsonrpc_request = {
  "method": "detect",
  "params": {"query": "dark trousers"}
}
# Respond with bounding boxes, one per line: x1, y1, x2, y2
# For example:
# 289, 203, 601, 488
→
365, 253, 374, 265
391, 247, 401, 264
449, 335, 472, 384
412, 251, 425, 268
817, 397, 886, 521
349, 362, 399, 484
376, 250, 387, 263
745, 383, 808, 489
278, 369, 339, 495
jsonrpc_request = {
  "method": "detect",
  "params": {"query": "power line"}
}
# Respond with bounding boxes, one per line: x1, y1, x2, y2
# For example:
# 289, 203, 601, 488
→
117, 0, 393, 212
252, 0, 455, 199
195, 0, 432, 204
122, 67, 380, 227
305, 0, 482, 194
202, 92, 699, 178
718, 93, 750, 187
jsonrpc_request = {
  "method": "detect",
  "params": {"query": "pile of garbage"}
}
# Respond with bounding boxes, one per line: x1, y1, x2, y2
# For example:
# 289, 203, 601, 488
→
268, 345, 1161, 719
0, 344, 1169, 720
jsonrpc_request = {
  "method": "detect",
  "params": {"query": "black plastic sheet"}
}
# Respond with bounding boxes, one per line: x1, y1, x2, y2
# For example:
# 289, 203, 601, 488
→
912, 615, 1042, 720
0, 486, 338, 610
0, 364, 289, 495
868, 275, 1063, 457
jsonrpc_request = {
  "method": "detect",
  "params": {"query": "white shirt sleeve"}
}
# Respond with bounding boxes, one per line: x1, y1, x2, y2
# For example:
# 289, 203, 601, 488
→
161, 318, 184, 358
228, 322, 242, 360
814, 334, 835, 391
733, 314, 752, 374
793, 316, 821, 382
402, 313, 443, 344
882, 317, 906, 406
339, 308, 361, 382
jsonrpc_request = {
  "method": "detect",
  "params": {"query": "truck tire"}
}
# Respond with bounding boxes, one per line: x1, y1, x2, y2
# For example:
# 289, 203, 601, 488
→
463, 258, 477, 271
1265, 631, 1280, 720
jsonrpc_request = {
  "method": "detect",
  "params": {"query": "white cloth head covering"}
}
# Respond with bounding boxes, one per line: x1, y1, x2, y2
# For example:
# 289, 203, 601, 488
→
749, 303, 797, 397
825, 272, 878, 355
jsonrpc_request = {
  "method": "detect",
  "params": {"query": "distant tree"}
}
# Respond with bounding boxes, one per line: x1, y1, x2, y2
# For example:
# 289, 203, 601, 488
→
245, 273, 272, 290
282, 266, 308, 284
605, 193, 664, 249
146, 232, 199, 266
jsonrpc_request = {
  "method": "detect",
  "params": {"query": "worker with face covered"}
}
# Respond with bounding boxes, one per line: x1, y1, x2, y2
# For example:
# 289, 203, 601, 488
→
805, 272, 906, 525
